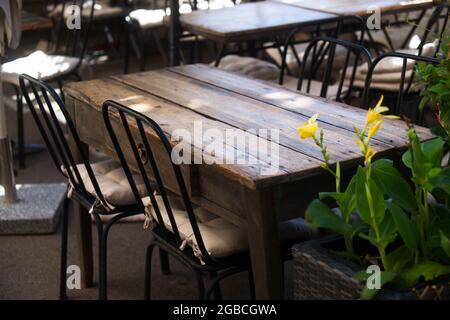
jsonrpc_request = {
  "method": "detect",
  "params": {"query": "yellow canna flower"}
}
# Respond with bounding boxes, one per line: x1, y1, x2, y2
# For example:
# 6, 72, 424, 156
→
367, 119, 383, 140
298, 113, 319, 139
365, 95, 389, 126
365, 147, 376, 163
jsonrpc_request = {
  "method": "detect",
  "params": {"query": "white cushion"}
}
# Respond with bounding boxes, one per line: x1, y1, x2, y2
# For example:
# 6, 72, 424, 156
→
129, 9, 166, 29
216, 55, 280, 81
1, 50, 79, 86
72, 159, 147, 207
146, 195, 319, 260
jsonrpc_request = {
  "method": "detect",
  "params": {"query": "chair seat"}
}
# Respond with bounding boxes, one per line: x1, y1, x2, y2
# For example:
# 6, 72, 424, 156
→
129, 9, 166, 29
146, 195, 319, 260
215, 55, 280, 81
129, 4, 193, 30
282, 75, 347, 99
70, 159, 147, 208
1, 50, 79, 86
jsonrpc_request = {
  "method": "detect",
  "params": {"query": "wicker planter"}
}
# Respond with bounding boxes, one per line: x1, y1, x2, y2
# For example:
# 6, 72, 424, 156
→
293, 235, 450, 300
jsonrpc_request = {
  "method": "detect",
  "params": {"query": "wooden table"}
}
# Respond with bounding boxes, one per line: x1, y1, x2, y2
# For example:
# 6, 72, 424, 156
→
21, 10, 52, 31
180, 1, 338, 42
271, 0, 435, 16
64, 64, 432, 299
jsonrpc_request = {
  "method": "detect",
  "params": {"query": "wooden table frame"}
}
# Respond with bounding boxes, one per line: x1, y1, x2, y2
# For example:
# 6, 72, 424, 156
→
64, 64, 432, 299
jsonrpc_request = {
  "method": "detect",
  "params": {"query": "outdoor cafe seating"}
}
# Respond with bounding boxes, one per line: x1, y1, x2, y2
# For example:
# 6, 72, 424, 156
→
1, 0, 450, 304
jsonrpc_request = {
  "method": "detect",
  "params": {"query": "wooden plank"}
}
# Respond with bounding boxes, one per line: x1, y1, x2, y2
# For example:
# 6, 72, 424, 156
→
168, 64, 433, 145
271, 0, 435, 16
112, 70, 396, 165
180, 2, 337, 42
64, 78, 323, 189
21, 11, 52, 31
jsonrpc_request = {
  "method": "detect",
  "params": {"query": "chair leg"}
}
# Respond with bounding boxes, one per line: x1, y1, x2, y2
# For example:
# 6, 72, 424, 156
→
16, 90, 25, 169
248, 268, 255, 300
159, 248, 171, 275
59, 197, 70, 300
194, 270, 205, 300
210, 271, 223, 300
144, 243, 156, 300
92, 214, 104, 300
100, 218, 118, 300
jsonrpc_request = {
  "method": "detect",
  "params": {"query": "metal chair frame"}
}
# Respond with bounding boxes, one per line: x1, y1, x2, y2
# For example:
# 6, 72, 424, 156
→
361, 51, 441, 125
19, 74, 147, 300
102, 100, 261, 300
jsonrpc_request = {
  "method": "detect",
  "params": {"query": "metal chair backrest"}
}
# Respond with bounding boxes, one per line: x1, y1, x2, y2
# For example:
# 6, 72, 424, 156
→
294, 36, 372, 103
279, 15, 368, 86
102, 100, 214, 263
50, 0, 96, 65
361, 51, 441, 124
19, 74, 109, 207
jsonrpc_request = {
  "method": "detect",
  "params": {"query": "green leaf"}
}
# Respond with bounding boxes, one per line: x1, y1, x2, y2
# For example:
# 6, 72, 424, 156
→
305, 199, 351, 235
356, 167, 385, 226
385, 245, 414, 272
378, 213, 397, 249
387, 203, 418, 251
402, 137, 444, 169
356, 270, 397, 300
430, 167, 450, 194
440, 231, 450, 257
395, 261, 450, 288
372, 159, 416, 212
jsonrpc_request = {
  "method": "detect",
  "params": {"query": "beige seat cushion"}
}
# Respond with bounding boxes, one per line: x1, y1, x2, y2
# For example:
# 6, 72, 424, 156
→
282, 75, 347, 100
73, 159, 147, 208
216, 55, 280, 81
1, 50, 79, 86
146, 195, 319, 260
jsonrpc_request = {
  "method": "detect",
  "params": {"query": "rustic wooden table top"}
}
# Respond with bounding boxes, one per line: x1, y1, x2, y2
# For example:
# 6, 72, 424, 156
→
179, 2, 338, 42
21, 11, 52, 31
65, 63, 431, 190
271, 0, 435, 16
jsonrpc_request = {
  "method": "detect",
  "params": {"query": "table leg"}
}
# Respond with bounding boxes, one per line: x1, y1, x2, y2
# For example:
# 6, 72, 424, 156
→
245, 188, 283, 299
67, 98, 94, 288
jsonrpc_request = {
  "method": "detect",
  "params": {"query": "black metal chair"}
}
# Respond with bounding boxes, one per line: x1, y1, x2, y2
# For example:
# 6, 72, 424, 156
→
18, 74, 153, 300
280, 36, 372, 104
278, 15, 368, 82
361, 51, 441, 125
1, 0, 95, 168
102, 100, 320, 300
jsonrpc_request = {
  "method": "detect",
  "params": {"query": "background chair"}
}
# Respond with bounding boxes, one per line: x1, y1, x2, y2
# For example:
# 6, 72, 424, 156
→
280, 36, 372, 104
361, 52, 441, 125
1, 0, 96, 168
19, 74, 150, 300
102, 100, 320, 300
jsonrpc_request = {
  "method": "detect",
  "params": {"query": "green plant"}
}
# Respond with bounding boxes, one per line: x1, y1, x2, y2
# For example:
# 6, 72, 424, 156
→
299, 95, 450, 299
417, 34, 450, 141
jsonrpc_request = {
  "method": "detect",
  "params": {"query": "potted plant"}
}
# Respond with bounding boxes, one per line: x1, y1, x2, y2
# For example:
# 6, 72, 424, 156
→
293, 37, 450, 300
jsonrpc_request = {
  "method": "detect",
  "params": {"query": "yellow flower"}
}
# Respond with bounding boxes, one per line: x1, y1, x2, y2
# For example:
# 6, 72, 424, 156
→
298, 113, 319, 139
365, 95, 389, 126
354, 136, 365, 153
367, 119, 383, 140
365, 147, 376, 163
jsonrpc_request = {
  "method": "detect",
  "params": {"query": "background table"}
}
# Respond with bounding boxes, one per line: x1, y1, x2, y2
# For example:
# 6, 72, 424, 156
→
21, 10, 52, 31
180, 1, 338, 42
271, 0, 435, 16
64, 64, 432, 298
